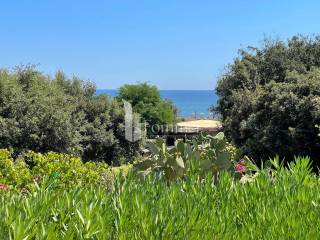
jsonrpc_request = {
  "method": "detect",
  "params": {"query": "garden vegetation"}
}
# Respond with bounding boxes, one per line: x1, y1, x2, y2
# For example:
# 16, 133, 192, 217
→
0, 147, 319, 239
117, 82, 177, 135
2, 35, 320, 239
215, 35, 320, 162
0, 66, 140, 165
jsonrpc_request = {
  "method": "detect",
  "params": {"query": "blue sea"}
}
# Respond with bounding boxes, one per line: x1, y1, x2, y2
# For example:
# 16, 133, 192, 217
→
97, 89, 218, 117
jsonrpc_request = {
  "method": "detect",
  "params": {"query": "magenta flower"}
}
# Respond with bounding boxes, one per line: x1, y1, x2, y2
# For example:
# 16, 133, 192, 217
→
235, 159, 246, 174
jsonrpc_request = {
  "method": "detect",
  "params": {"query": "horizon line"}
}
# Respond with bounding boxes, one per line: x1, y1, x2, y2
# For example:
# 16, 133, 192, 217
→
97, 88, 214, 91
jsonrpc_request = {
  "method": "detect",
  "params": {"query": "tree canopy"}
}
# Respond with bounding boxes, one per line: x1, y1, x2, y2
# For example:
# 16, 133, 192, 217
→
0, 65, 140, 164
215, 35, 320, 162
117, 82, 177, 135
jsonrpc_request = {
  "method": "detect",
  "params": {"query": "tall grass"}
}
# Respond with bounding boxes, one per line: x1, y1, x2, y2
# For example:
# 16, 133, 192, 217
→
1, 157, 320, 239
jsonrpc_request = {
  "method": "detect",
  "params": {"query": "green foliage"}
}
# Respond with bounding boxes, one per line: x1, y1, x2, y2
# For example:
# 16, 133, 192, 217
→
117, 82, 177, 135
215, 35, 320, 162
0, 149, 116, 190
191, 133, 242, 176
0, 65, 141, 164
135, 133, 238, 180
135, 138, 192, 180
0, 149, 32, 189
1, 157, 320, 239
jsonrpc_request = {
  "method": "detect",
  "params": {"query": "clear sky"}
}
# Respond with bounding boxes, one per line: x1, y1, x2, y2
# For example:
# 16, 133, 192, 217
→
1, 1, 320, 90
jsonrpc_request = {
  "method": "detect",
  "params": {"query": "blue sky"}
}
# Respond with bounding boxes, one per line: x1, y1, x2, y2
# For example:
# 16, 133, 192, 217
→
1, 1, 320, 90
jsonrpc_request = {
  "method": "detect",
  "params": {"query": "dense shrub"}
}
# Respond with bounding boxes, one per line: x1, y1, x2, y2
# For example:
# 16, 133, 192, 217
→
0, 157, 319, 239
215, 36, 320, 162
0, 66, 141, 164
117, 82, 177, 135
0, 149, 118, 190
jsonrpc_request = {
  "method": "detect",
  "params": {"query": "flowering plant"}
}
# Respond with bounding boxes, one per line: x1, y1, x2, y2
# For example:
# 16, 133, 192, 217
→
235, 159, 246, 174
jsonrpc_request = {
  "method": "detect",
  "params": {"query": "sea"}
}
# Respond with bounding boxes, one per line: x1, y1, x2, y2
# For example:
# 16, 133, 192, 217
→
96, 89, 218, 118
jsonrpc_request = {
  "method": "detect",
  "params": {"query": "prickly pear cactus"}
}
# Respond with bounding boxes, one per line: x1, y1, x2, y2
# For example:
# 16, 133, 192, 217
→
134, 138, 191, 180
134, 132, 238, 180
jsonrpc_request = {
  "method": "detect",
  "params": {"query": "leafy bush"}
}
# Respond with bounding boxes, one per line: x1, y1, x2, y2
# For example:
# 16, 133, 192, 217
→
117, 82, 177, 135
0, 156, 320, 239
0, 66, 141, 164
215, 36, 320, 162
0, 149, 32, 189
135, 133, 243, 180
0, 149, 118, 190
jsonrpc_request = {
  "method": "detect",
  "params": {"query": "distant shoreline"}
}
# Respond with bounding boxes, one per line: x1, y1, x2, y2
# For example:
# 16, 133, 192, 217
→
97, 89, 213, 91
97, 89, 217, 118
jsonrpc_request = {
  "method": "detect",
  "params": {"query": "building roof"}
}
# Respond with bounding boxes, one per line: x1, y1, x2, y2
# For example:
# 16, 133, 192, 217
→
176, 120, 222, 133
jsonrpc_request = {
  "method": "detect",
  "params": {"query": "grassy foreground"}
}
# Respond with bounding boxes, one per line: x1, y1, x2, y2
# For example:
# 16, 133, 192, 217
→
1, 159, 320, 239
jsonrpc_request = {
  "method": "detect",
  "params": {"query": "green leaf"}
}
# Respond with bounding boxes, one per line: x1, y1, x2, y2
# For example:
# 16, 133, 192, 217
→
134, 160, 154, 171
216, 152, 231, 169
176, 156, 185, 169
146, 143, 159, 155
185, 143, 192, 157
200, 159, 212, 171
176, 141, 185, 154
214, 132, 225, 141
192, 151, 201, 161
211, 140, 226, 152
77, 209, 85, 225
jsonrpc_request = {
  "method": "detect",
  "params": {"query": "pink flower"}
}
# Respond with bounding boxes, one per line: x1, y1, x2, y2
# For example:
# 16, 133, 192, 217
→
235, 159, 246, 174
0, 184, 9, 191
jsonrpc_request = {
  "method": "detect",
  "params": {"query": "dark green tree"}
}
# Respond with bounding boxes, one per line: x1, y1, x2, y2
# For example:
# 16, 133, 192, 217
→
0, 65, 141, 164
214, 36, 320, 162
117, 82, 177, 135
